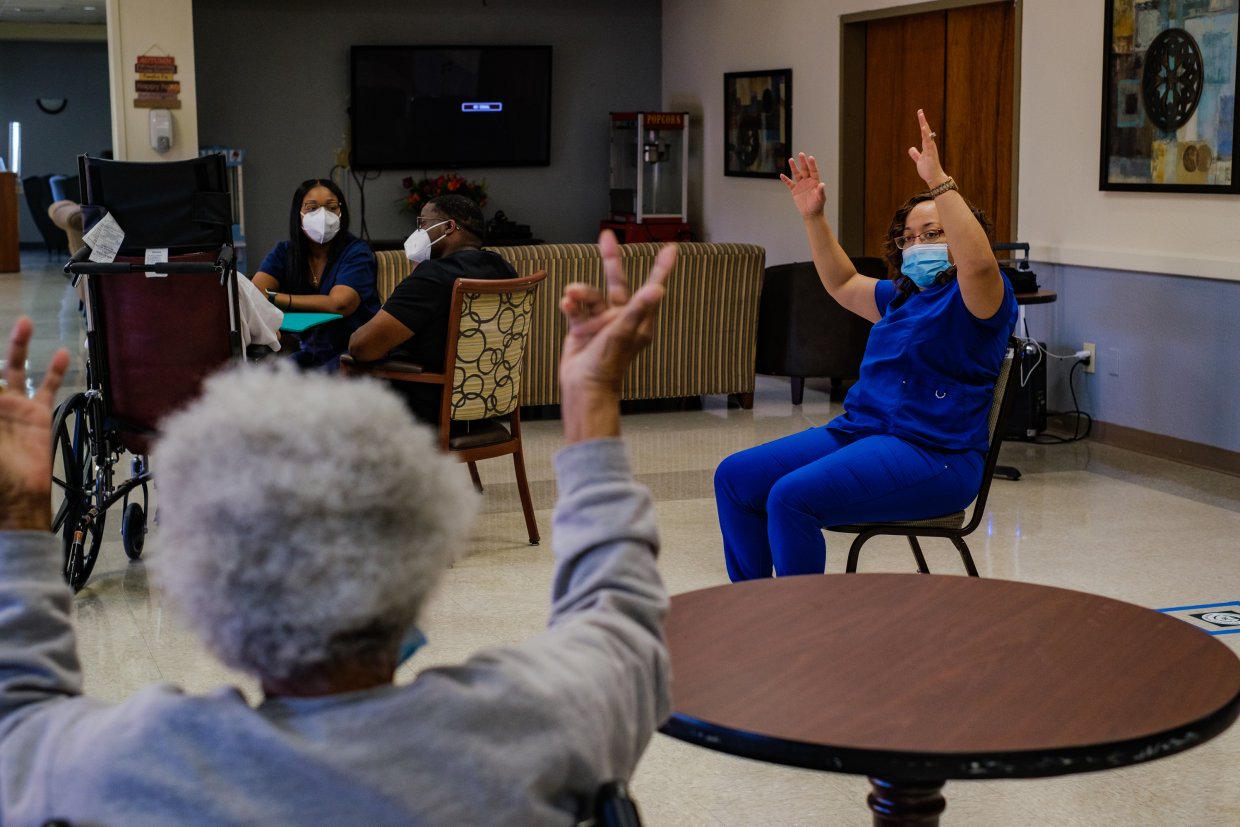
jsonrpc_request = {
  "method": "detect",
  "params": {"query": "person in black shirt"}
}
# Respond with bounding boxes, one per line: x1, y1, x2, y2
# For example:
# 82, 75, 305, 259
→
349, 195, 519, 425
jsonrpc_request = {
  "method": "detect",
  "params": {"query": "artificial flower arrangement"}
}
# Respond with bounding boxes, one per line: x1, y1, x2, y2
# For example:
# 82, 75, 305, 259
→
400, 174, 488, 212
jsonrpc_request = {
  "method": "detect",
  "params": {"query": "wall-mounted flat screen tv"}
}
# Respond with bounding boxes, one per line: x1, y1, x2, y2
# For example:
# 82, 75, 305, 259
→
350, 45, 552, 170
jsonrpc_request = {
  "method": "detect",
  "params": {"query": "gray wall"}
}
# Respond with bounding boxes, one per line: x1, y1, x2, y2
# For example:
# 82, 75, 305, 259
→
192, 0, 663, 261
1019, 263, 1240, 454
0, 39, 111, 245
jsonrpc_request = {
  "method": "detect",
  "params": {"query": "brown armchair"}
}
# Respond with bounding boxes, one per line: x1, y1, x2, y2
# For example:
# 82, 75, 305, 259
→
754, 257, 885, 404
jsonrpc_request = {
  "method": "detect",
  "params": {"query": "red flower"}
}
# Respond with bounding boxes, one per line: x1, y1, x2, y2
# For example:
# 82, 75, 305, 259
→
398, 174, 487, 213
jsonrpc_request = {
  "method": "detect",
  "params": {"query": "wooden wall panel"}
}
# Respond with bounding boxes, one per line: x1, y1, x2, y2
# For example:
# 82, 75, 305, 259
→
0, 174, 20, 273
945, 2, 1015, 244
864, 12, 946, 257
862, 1, 1016, 257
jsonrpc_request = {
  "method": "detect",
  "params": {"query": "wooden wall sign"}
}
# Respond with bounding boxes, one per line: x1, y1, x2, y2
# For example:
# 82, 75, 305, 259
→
134, 53, 182, 110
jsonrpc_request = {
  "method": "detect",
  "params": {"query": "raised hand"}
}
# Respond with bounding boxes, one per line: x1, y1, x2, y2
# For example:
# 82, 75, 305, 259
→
0, 317, 70, 530
558, 230, 675, 443
780, 153, 827, 218
907, 109, 949, 188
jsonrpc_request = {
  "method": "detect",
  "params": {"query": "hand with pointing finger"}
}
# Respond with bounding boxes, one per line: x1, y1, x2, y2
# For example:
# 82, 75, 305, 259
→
558, 230, 676, 444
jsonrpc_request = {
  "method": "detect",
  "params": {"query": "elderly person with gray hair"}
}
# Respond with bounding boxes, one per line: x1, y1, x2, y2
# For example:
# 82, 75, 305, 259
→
0, 231, 676, 825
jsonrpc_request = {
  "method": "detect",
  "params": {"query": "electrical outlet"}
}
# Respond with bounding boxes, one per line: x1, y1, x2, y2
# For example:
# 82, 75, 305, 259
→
1082, 342, 1096, 374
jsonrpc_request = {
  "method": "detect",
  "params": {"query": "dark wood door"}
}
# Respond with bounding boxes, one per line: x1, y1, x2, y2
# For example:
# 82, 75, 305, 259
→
862, 2, 1015, 257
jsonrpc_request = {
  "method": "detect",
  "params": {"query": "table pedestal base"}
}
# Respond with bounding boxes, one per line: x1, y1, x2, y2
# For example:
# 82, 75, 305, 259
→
867, 778, 946, 826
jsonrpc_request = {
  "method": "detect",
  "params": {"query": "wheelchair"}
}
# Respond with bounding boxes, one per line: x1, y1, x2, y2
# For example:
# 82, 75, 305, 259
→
52, 153, 242, 592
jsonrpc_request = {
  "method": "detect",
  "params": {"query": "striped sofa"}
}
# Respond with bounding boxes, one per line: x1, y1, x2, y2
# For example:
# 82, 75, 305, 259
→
373, 241, 766, 407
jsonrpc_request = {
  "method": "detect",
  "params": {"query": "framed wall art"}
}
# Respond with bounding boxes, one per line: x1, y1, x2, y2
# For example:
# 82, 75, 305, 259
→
724, 69, 792, 178
1101, 0, 1239, 193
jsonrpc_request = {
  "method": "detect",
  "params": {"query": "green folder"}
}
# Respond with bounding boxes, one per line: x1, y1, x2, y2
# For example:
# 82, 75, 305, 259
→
279, 312, 342, 333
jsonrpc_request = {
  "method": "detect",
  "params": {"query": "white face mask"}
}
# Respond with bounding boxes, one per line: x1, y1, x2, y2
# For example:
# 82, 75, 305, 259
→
403, 220, 451, 263
301, 207, 341, 245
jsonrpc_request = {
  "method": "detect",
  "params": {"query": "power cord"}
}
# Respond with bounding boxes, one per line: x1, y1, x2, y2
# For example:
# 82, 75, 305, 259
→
1036, 358, 1092, 443
347, 167, 380, 244
1015, 335, 1092, 443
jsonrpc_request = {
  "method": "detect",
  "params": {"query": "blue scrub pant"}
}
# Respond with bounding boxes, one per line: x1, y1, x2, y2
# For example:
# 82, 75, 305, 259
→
714, 427, 983, 581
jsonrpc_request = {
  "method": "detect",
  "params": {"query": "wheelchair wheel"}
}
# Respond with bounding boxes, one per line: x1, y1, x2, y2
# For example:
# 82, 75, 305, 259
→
64, 510, 107, 592
51, 393, 108, 592
121, 502, 146, 560
51, 393, 89, 535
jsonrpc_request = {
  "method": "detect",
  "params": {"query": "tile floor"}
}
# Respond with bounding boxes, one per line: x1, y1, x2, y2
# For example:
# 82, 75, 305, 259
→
6, 250, 1239, 825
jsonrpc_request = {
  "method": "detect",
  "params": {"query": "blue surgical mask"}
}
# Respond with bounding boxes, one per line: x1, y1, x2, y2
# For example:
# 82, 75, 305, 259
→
397, 626, 427, 666
900, 243, 950, 288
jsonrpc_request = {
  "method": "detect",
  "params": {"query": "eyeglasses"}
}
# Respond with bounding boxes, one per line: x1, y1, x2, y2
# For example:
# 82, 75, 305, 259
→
301, 201, 342, 214
416, 216, 451, 229
893, 229, 945, 250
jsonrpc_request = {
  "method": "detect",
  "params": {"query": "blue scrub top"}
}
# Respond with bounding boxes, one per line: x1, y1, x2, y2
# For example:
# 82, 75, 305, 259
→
829, 274, 1018, 452
258, 233, 379, 368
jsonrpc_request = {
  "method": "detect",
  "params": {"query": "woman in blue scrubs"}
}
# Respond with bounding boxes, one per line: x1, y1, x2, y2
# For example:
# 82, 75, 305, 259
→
715, 110, 1018, 581
252, 179, 379, 370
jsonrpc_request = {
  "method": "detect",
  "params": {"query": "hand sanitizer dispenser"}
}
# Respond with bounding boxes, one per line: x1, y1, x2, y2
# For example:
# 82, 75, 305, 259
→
150, 109, 173, 153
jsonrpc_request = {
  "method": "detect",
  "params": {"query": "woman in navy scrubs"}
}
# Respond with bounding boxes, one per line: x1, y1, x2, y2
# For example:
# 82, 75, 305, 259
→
252, 179, 379, 370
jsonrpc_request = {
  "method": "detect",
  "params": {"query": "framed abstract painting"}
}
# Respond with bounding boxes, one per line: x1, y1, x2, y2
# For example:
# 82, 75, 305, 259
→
724, 69, 792, 179
1101, 0, 1240, 192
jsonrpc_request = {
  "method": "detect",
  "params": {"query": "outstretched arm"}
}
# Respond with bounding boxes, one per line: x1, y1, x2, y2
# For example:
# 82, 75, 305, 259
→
781, 153, 880, 323
522, 230, 675, 782
907, 109, 1004, 319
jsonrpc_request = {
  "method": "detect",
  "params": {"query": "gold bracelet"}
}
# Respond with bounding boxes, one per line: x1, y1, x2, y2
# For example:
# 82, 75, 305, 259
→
928, 176, 957, 198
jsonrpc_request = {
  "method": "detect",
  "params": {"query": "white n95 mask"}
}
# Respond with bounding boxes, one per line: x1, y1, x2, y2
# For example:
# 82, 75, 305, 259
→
403, 221, 451, 263
301, 208, 341, 245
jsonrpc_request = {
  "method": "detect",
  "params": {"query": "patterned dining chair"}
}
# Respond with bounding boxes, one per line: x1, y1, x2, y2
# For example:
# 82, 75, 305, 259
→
342, 271, 547, 545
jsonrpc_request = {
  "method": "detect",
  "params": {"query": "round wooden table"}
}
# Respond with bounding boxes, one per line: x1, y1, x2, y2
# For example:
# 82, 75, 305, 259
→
660, 574, 1240, 825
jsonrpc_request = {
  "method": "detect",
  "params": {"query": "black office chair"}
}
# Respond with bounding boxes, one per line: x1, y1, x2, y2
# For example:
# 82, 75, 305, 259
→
828, 345, 1020, 576
754, 256, 883, 404
582, 781, 644, 827
22, 173, 67, 255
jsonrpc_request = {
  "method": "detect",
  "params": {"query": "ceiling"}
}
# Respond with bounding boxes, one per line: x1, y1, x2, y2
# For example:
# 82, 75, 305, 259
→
0, 0, 105, 25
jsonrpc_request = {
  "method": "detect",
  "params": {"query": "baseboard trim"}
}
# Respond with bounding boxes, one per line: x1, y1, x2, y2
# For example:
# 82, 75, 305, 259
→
1047, 413, 1240, 477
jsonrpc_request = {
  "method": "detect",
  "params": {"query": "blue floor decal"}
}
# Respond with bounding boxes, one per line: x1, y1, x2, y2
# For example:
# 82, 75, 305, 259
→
1158, 601, 1240, 635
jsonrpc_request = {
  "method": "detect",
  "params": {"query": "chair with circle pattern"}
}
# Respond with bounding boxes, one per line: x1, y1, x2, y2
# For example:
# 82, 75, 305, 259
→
342, 271, 546, 544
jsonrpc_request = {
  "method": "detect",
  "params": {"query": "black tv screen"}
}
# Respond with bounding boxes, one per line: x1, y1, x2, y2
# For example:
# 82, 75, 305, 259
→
350, 45, 552, 170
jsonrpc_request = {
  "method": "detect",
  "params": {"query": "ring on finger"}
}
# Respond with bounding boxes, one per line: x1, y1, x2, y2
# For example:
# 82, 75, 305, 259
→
929, 131, 937, 139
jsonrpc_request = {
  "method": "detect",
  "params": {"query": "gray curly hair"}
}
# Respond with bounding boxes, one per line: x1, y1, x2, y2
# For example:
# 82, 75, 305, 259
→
151, 363, 478, 685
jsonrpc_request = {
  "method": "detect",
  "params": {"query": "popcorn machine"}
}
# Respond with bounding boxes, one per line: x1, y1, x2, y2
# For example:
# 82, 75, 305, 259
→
602, 112, 691, 243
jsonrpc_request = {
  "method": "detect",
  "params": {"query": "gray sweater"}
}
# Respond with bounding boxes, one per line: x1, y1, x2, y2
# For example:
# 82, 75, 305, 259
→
0, 439, 670, 826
